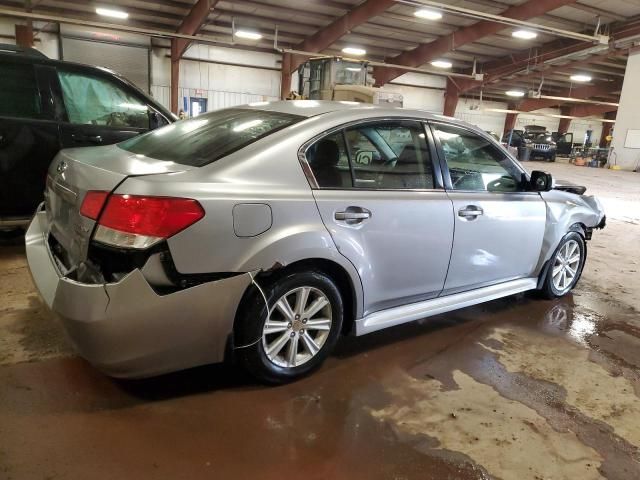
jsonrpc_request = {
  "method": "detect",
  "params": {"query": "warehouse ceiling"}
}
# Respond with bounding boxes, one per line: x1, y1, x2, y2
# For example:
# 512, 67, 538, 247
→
2, 0, 640, 113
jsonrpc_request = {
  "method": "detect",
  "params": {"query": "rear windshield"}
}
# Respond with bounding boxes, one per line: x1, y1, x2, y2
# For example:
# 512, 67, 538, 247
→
119, 108, 303, 166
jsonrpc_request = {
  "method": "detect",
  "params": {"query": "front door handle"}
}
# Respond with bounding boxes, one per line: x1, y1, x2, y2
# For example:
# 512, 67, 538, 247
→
335, 207, 371, 224
458, 205, 484, 218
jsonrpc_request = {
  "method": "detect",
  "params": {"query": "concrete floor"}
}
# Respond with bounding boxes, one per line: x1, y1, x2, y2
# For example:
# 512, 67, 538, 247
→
1, 161, 639, 479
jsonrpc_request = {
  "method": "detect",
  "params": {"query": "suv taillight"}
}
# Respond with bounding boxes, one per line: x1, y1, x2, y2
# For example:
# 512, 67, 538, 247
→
81, 192, 205, 249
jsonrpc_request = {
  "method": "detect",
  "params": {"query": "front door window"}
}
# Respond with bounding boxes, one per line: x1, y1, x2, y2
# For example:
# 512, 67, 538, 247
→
57, 70, 150, 129
433, 124, 522, 192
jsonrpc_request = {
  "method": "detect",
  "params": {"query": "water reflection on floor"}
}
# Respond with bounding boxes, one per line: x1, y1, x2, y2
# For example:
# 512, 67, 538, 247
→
1, 288, 639, 479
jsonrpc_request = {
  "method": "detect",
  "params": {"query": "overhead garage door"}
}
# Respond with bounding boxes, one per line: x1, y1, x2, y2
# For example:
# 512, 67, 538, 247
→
61, 37, 149, 93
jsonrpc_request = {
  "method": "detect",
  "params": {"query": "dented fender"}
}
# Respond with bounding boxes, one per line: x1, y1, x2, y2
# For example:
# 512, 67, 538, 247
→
536, 190, 605, 270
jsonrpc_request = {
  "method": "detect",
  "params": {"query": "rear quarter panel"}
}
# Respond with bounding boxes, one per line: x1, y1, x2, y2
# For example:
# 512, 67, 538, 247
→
115, 114, 371, 317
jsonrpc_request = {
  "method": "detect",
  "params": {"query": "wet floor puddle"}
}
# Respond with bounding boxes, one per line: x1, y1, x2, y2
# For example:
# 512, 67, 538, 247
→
368, 296, 640, 479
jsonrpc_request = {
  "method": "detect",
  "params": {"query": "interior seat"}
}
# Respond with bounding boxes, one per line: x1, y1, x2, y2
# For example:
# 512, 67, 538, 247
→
312, 138, 343, 187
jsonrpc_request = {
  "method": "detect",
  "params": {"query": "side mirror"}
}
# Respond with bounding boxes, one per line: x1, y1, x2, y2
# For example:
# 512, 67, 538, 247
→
530, 170, 553, 192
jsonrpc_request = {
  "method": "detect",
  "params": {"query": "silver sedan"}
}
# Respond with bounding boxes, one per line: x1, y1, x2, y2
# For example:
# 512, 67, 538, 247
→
26, 101, 605, 383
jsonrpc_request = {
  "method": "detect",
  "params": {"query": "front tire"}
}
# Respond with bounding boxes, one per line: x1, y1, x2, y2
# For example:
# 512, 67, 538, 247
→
540, 232, 586, 298
235, 270, 343, 384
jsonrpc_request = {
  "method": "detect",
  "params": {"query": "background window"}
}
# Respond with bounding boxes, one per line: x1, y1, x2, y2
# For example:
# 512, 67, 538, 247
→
434, 124, 522, 192
58, 70, 149, 128
0, 63, 42, 119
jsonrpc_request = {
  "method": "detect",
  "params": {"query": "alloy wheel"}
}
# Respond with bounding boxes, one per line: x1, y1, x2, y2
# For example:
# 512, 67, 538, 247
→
551, 239, 581, 293
262, 287, 333, 368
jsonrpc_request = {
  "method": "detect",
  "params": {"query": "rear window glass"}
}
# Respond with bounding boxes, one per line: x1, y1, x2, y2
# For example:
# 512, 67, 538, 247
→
119, 108, 303, 166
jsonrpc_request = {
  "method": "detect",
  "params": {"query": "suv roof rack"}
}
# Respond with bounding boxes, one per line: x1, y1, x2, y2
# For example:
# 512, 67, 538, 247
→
0, 43, 47, 58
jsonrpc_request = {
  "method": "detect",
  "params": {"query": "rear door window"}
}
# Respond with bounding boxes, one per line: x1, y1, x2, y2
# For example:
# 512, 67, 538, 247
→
306, 120, 434, 190
57, 70, 150, 129
119, 108, 303, 166
0, 62, 43, 119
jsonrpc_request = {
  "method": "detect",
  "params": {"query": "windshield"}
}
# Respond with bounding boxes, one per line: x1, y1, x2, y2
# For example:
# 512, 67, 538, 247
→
119, 108, 303, 166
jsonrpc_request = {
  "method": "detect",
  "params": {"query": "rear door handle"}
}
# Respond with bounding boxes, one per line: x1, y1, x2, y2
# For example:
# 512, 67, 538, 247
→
458, 206, 484, 218
335, 207, 371, 224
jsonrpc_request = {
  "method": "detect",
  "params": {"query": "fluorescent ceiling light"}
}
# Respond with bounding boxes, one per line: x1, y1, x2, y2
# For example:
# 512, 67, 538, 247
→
570, 74, 592, 82
431, 60, 452, 69
414, 9, 442, 20
512, 30, 537, 40
342, 47, 366, 56
235, 30, 262, 40
95, 7, 129, 19
346, 67, 362, 72
506, 90, 526, 97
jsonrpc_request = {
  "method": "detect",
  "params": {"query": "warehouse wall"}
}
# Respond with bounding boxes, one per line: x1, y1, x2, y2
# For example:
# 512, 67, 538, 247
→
150, 43, 280, 112
0, 19, 59, 58
0, 17, 605, 143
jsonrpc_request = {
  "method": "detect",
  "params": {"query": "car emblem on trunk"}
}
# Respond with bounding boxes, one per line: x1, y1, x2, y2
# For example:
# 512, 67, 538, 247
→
56, 160, 68, 174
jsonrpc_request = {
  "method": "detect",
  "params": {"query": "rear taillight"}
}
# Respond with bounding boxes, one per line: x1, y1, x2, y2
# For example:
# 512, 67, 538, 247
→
83, 193, 204, 249
80, 191, 109, 220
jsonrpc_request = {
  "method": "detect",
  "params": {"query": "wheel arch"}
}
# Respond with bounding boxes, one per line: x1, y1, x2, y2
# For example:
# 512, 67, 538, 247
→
231, 256, 362, 350
255, 258, 359, 335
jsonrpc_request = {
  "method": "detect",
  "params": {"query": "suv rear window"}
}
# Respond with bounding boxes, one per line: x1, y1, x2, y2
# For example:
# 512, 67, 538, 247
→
119, 108, 303, 166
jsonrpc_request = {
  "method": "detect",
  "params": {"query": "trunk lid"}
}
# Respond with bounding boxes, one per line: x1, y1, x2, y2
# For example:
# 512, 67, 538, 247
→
45, 144, 190, 269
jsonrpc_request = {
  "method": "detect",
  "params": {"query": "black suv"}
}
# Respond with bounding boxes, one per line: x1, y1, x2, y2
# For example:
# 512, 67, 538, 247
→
503, 126, 563, 162
0, 45, 174, 230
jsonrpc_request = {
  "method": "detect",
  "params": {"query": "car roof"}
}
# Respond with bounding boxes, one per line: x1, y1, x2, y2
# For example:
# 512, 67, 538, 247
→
241, 100, 487, 136
242, 100, 449, 120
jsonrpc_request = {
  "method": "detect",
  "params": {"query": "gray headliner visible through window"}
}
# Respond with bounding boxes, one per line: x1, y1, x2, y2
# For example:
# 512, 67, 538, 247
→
119, 108, 303, 166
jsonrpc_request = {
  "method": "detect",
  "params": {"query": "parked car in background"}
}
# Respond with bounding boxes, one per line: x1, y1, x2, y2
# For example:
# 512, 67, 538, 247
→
26, 101, 605, 383
0, 44, 174, 230
503, 125, 571, 162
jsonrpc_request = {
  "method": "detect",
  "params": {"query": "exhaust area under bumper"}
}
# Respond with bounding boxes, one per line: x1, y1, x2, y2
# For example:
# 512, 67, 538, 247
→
25, 211, 252, 378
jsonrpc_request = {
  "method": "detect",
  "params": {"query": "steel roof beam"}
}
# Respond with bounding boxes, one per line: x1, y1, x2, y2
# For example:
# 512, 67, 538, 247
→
373, 0, 579, 86
172, 0, 217, 60
517, 82, 621, 111
171, 0, 219, 113
569, 103, 618, 116
287, 0, 396, 74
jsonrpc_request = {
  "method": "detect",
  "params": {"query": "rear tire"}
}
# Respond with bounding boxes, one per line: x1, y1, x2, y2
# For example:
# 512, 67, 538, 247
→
540, 232, 586, 298
235, 270, 343, 384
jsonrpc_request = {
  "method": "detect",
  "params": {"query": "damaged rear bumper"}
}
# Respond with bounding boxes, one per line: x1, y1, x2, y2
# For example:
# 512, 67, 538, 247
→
25, 211, 252, 378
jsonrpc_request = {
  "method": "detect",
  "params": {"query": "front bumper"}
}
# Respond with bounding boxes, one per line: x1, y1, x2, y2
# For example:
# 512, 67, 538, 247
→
531, 149, 556, 158
25, 211, 252, 378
